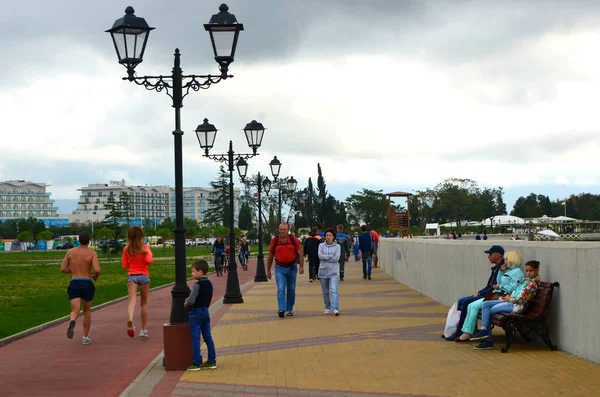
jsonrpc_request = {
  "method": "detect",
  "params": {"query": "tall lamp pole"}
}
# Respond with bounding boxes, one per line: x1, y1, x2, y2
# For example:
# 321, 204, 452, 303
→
264, 163, 297, 223
241, 172, 272, 282
196, 119, 266, 303
106, 4, 244, 323
241, 155, 281, 282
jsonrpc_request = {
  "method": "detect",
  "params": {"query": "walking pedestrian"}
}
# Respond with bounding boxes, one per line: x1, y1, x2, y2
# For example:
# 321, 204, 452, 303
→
353, 232, 360, 261
303, 226, 322, 282
319, 228, 341, 315
358, 225, 374, 279
60, 231, 101, 345
335, 224, 351, 281
267, 223, 305, 317
122, 226, 153, 339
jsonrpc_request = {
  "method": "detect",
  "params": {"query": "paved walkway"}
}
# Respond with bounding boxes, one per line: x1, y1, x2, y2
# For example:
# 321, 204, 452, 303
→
2, 259, 600, 396
0, 261, 257, 397
165, 260, 600, 397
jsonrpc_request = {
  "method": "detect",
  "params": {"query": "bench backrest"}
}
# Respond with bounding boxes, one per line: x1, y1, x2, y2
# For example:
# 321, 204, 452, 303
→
523, 281, 558, 319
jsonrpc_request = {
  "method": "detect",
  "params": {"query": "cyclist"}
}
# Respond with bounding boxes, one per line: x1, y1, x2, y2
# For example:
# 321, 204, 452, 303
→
211, 236, 225, 276
237, 236, 250, 271
223, 244, 230, 274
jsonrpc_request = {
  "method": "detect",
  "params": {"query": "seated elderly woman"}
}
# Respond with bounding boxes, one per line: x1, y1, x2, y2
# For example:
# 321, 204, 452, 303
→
455, 251, 524, 342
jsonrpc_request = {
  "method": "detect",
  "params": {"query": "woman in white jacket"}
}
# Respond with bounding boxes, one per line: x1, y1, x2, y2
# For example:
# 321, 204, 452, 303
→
318, 228, 341, 315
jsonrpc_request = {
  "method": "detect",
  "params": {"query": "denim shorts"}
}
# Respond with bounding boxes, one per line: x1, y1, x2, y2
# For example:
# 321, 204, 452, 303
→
127, 274, 150, 285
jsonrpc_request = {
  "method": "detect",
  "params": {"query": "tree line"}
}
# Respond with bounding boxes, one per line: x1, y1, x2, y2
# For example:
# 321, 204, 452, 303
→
4, 172, 598, 243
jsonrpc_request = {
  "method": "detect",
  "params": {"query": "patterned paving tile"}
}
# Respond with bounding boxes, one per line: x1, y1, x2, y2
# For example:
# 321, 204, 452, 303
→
173, 262, 600, 397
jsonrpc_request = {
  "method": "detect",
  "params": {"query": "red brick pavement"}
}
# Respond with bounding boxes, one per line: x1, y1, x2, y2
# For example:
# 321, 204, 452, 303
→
0, 260, 259, 397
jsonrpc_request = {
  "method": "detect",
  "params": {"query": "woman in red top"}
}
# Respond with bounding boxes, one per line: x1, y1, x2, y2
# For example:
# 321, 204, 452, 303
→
122, 226, 153, 338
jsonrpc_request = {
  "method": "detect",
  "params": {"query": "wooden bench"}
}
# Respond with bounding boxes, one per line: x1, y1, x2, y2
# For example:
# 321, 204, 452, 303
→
489, 281, 560, 353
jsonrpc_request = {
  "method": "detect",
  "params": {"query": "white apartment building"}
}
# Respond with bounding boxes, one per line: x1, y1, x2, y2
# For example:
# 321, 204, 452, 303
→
0, 180, 68, 226
70, 180, 241, 227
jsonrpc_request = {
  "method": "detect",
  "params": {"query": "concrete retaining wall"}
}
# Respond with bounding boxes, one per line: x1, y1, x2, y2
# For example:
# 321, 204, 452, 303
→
378, 238, 600, 364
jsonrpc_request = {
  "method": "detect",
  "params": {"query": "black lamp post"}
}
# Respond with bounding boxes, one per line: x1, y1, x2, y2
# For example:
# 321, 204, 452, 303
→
241, 172, 272, 282
106, 4, 244, 323
263, 165, 297, 223
196, 119, 265, 303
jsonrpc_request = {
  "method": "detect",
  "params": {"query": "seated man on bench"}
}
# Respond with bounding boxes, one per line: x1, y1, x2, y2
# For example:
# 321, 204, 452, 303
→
445, 245, 506, 341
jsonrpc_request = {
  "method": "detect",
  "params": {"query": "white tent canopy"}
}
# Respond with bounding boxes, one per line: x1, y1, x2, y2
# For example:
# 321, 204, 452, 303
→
551, 215, 578, 222
481, 215, 525, 226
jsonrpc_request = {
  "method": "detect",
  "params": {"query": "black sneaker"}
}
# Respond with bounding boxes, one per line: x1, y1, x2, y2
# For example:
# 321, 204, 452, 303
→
278, 310, 285, 318
340, 276, 344, 281
67, 320, 76, 339
363, 275, 367, 279
445, 330, 461, 341
368, 276, 372, 280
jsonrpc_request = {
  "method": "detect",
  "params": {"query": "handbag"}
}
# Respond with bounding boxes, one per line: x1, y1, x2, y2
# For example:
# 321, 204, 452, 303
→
484, 290, 508, 301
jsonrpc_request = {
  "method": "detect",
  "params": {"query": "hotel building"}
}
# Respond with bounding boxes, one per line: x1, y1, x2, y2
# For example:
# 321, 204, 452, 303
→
69, 180, 241, 227
0, 180, 68, 226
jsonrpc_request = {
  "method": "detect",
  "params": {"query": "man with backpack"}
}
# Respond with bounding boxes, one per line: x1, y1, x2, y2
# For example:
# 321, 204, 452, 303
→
303, 226, 322, 282
335, 224, 352, 281
267, 223, 305, 318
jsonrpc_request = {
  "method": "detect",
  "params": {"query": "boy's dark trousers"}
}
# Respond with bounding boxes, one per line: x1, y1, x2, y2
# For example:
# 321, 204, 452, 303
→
307, 256, 319, 280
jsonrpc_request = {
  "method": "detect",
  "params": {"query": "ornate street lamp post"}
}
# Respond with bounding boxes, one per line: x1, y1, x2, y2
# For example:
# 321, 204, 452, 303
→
106, 4, 243, 370
263, 169, 297, 223
196, 119, 265, 303
240, 170, 272, 283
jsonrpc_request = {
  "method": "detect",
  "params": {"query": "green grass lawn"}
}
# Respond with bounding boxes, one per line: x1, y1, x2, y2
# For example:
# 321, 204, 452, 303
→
0, 250, 215, 339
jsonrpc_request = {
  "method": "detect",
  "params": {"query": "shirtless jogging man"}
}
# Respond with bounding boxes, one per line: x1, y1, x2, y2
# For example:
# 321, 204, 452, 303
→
60, 231, 101, 344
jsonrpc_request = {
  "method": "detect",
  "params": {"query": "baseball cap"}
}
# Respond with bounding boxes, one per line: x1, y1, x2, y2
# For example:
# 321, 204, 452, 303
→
484, 245, 504, 255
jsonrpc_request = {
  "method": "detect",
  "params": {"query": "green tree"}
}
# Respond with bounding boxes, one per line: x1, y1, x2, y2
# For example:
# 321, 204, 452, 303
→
160, 217, 175, 232
307, 177, 315, 226
156, 227, 173, 252
17, 231, 34, 248
510, 193, 550, 218
142, 218, 154, 229
433, 178, 481, 231
0, 219, 18, 239
345, 189, 391, 229
104, 195, 123, 233
198, 225, 212, 240
184, 218, 199, 238
16, 217, 46, 239
118, 192, 134, 225
93, 226, 115, 242
238, 201, 253, 231
203, 165, 231, 228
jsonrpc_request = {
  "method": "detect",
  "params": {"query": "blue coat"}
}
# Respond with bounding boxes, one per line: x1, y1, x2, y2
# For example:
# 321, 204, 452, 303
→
358, 231, 372, 253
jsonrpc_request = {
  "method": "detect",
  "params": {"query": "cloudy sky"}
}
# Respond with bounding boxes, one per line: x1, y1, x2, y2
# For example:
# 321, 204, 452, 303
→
1, 0, 600, 213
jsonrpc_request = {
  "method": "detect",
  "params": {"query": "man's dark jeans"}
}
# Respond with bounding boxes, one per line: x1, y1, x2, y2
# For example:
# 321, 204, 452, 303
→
307, 256, 319, 280
456, 295, 484, 332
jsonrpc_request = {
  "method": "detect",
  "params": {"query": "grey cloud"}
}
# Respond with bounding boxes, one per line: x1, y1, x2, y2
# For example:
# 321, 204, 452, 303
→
442, 130, 600, 163
3, 0, 600, 87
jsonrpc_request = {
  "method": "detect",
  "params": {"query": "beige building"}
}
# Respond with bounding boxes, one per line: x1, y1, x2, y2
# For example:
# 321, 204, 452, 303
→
69, 180, 241, 227
0, 180, 67, 226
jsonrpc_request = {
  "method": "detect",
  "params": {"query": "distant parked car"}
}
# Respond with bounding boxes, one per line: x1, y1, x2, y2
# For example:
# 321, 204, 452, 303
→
55, 242, 75, 250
